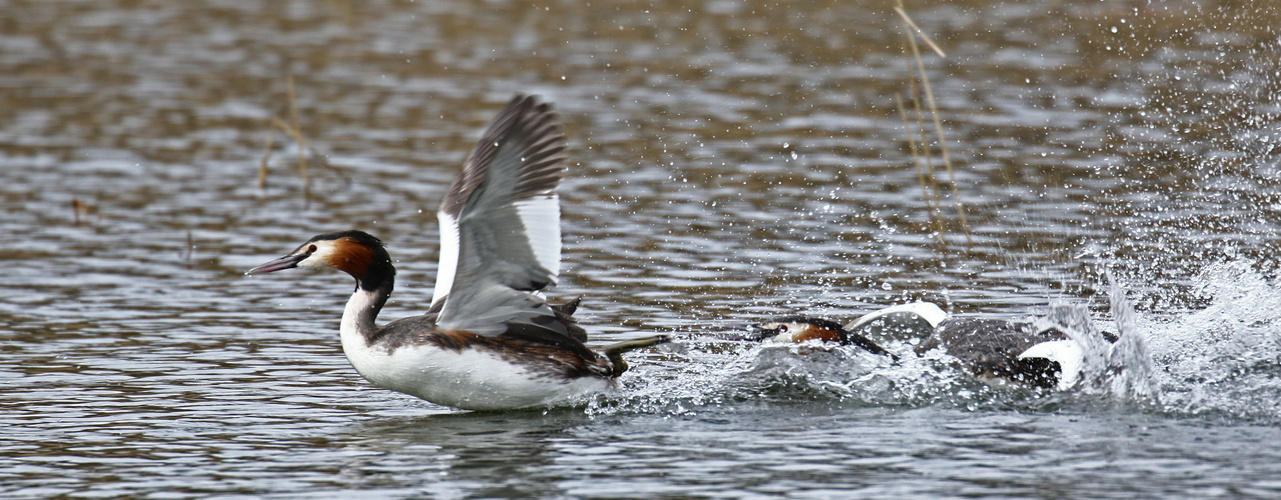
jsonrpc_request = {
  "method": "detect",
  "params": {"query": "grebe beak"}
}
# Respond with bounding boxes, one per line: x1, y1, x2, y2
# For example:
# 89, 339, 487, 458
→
731, 324, 780, 342
246, 253, 309, 275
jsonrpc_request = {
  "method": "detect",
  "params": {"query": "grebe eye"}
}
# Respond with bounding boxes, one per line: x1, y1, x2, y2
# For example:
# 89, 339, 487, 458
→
778, 325, 788, 332
307, 244, 317, 253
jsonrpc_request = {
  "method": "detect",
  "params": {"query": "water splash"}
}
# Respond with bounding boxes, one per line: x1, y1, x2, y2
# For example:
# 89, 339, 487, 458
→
1045, 274, 1159, 404
591, 338, 987, 416
589, 263, 1280, 423
1144, 260, 1281, 422
597, 296, 1165, 417
1105, 272, 1161, 402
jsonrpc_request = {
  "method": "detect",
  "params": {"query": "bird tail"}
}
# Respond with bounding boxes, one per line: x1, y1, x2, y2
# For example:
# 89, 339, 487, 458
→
602, 335, 671, 377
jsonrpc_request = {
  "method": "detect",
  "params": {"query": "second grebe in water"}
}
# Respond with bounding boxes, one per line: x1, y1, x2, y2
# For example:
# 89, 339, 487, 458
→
247, 95, 667, 410
747, 302, 1105, 389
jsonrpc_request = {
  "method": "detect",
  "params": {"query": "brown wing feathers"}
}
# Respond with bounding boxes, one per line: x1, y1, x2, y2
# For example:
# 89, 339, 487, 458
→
440, 95, 567, 218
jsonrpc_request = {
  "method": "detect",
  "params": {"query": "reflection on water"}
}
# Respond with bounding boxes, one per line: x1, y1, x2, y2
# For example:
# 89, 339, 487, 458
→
2, 0, 1280, 497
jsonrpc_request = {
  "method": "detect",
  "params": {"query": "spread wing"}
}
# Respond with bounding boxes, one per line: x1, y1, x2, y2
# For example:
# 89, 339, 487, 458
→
431, 95, 579, 346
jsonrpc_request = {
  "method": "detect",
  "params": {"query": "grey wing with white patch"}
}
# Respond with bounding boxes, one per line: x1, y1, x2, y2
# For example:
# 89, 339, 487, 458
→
431, 95, 570, 339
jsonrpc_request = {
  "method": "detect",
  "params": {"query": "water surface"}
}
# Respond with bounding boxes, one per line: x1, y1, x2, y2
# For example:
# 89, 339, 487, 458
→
2, 0, 1280, 497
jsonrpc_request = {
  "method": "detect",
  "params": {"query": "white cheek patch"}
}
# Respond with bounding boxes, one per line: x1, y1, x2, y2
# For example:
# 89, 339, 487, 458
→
766, 324, 811, 343
298, 244, 337, 269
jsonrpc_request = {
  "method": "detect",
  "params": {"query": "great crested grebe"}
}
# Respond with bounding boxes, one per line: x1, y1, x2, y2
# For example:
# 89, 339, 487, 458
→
247, 95, 668, 411
747, 302, 1110, 390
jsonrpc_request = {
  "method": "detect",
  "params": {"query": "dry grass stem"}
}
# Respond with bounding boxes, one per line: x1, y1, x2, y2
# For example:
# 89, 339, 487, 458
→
900, 26, 947, 246
909, 77, 948, 243
897, 93, 946, 245
257, 133, 275, 189
260, 77, 347, 204
287, 75, 308, 191
894, 7, 947, 58
896, 1, 972, 247
259, 74, 312, 201
71, 199, 93, 226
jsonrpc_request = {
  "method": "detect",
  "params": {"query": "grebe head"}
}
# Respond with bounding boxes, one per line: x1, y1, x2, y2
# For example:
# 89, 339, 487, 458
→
744, 316, 848, 343
742, 315, 896, 358
246, 230, 394, 289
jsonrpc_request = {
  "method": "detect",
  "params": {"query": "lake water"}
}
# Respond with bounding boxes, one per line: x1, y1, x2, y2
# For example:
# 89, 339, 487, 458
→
2, 0, 1280, 498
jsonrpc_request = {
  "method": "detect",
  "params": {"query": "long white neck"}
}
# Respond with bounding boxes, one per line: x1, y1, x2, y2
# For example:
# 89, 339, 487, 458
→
339, 282, 391, 350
